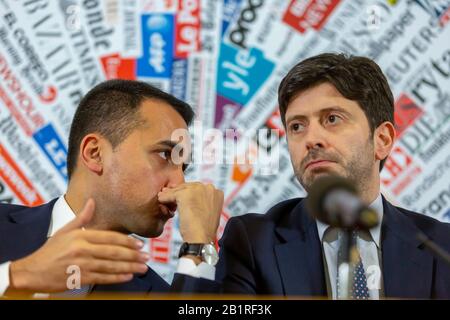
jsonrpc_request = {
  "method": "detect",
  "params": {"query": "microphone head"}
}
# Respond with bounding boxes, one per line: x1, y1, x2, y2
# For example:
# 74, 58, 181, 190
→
306, 175, 357, 225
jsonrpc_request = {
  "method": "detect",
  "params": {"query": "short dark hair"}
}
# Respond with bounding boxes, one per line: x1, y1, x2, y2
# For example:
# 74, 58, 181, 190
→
67, 79, 194, 179
278, 53, 394, 170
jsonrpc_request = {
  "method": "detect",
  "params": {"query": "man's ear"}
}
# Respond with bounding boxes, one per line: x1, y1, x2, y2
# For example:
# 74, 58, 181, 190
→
374, 121, 396, 162
79, 134, 104, 175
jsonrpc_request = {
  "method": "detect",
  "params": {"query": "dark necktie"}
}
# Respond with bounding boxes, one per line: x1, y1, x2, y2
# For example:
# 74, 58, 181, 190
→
337, 231, 370, 299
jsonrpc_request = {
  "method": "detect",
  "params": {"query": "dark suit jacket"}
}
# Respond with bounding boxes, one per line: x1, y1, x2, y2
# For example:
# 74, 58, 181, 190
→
0, 199, 219, 295
216, 197, 450, 299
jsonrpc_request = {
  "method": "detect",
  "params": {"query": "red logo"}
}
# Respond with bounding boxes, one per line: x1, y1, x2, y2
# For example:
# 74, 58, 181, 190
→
381, 146, 421, 196
148, 219, 173, 264
0, 53, 45, 135
100, 54, 136, 80
394, 94, 424, 138
283, 0, 341, 33
266, 108, 285, 138
175, 0, 201, 58
381, 146, 413, 187
39, 85, 58, 103
0, 144, 44, 207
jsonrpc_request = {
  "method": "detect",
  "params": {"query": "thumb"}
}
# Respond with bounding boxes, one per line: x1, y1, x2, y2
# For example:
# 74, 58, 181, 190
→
157, 189, 178, 204
55, 198, 95, 235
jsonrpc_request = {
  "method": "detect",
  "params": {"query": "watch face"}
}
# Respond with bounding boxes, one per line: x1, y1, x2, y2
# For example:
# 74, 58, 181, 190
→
201, 244, 219, 266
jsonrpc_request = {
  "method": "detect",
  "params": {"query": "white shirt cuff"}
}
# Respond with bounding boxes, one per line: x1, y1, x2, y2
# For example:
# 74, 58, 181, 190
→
0, 261, 11, 297
176, 257, 215, 281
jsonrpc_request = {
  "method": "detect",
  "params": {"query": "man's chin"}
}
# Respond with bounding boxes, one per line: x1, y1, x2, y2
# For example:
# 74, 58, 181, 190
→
301, 169, 341, 191
311, 170, 337, 179
132, 217, 171, 238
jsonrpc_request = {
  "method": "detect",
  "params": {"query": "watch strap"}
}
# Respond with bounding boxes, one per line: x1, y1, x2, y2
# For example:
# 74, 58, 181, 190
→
178, 243, 204, 258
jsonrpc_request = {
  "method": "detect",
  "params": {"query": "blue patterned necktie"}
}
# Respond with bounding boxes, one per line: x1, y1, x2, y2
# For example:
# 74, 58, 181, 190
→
337, 231, 370, 300
50, 285, 91, 298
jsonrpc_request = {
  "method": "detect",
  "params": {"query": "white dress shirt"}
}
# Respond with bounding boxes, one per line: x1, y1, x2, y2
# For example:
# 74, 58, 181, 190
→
316, 194, 384, 300
0, 196, 216, 297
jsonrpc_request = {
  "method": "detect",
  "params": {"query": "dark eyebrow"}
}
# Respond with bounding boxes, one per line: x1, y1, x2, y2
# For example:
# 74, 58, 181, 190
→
286, 106, 352, 125
319, 106, 352, 117
155, 140, 178, 149
285, 114, 308, 125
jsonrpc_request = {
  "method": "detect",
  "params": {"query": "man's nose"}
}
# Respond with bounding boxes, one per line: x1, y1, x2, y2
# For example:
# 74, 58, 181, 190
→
166, 165, 185, 188
304, 121, 328, 151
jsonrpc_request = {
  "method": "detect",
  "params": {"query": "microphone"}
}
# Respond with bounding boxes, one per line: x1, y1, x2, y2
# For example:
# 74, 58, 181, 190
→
307, 175, 380, 299
306, 175, 379, 230
417, 232, 450, 267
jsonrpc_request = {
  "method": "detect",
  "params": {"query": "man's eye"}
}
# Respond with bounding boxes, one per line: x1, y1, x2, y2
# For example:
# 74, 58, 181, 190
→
158, 150, 172, 161
326, 114, 342, 125
289, 123, 304, 133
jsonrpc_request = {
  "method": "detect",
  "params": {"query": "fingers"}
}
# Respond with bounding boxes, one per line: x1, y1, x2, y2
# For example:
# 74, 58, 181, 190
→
88, 245, 150, 263
158, 182, 216, 200
56, 198, 95, 235
82, 273, 134, 286
158, 183, 224, 213
162, 182, 205, 191
85, 260, 148, 275
75, 260, 148, 287
81, 230, 144, 249
215, 188, 224, 203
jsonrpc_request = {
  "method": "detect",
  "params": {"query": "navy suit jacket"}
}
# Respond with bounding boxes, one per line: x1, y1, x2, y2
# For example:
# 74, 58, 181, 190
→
0, 200, 219, 295
217, 197, 450, 298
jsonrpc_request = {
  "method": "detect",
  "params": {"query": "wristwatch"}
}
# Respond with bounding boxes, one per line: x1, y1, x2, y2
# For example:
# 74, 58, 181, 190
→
178, 242, 219, 266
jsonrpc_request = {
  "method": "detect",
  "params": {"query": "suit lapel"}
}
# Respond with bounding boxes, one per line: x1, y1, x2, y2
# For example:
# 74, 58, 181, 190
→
381, 198, 433, 298
274, 200, 326, 296
271, 196, 434, 298
0, 200, 55, 262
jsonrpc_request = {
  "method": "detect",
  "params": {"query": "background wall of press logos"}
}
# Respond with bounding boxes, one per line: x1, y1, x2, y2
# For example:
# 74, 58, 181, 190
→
1, 0, 450, 282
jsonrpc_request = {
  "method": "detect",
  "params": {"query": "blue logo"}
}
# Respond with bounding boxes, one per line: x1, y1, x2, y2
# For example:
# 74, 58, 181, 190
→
33, 124, 68, 181
137, 14, 174, 78
170, 59, 188, 101
217, 42, 275, 106
222, 0, 243, 36
217, 43, 275, 105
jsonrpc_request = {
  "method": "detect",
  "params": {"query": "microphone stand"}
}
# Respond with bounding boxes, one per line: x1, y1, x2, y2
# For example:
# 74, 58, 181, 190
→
337, 228, 359, 300
417, 232, 450, 267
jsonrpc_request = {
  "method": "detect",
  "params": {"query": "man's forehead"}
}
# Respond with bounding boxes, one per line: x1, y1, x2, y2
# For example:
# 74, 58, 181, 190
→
286, 85, 360, 117
128, 105, 187, 148
139, 100, 188, 127
139, 124, 188, 145
286, 98, 357, 118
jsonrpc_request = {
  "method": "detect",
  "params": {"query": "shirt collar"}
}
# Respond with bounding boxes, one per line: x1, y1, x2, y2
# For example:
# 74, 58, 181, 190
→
47, 195, 77, 237
316, 193, 384, 248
